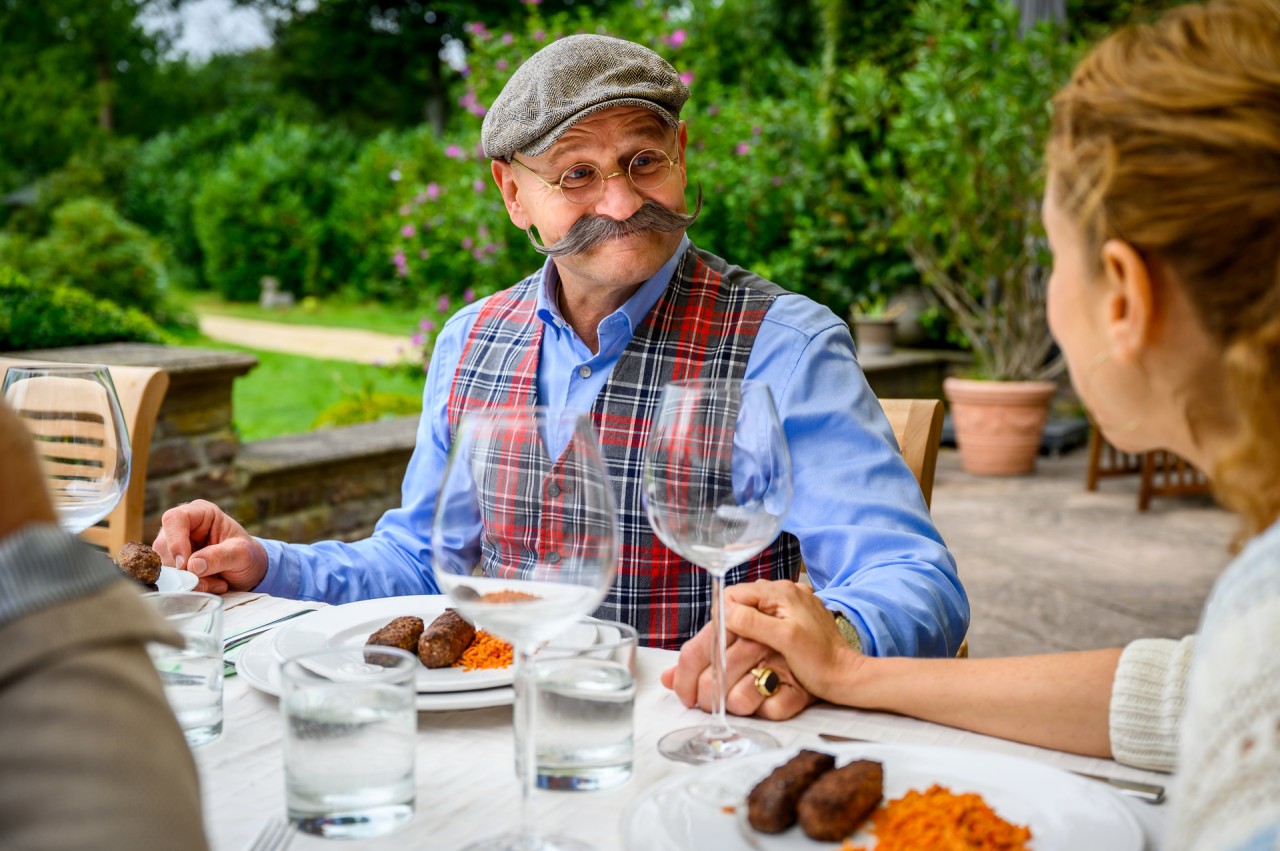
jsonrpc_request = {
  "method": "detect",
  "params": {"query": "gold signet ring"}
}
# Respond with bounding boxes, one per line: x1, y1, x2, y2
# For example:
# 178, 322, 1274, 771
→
751, 666, 781, 698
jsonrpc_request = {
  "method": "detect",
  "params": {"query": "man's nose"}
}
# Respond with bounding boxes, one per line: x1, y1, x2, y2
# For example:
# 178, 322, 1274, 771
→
592, 171, 645, 221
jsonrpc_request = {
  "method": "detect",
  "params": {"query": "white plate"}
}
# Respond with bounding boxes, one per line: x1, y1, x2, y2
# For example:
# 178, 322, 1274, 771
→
622, 742, 1144, 851
236, 630, 516, 712
157, 565, 199, 592
271, 595, 597, 694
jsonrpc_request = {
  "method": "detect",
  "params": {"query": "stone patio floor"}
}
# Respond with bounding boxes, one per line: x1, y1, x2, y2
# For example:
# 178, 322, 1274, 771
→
929, 447, 1233, 658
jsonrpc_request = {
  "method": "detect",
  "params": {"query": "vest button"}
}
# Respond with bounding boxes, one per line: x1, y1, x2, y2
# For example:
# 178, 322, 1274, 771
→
547, 483, 562, 498
545, 551, 561, 564
578, 365, 592, 378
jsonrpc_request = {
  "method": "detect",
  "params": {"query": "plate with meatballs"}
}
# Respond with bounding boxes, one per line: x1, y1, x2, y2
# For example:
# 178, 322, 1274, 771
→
621, 742, 1143, 851
271, 595, 597, 694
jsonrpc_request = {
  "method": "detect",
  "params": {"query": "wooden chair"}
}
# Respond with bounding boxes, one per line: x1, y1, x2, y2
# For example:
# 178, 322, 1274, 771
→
1085, 426, 1210, 511
1, 358, 169, 558
879, 398, 945, 508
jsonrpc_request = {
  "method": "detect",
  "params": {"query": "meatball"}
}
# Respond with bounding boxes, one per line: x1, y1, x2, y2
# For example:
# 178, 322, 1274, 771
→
116, 541, 162, 587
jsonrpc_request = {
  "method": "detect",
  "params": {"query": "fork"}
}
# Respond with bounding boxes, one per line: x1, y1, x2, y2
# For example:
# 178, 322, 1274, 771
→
245, 816, 296, 851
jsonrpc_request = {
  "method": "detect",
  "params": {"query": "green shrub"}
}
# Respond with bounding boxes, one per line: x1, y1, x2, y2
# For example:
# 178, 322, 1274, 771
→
23, 198, 169, 313
124, 106, 286, 280
312, 385, 422, 429
0, 266, 165, 351
192, 121, 359, 301
5, 137, 139, 237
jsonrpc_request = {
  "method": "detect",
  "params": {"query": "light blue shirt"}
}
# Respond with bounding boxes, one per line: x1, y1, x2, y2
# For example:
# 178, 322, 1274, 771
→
257, 236, 969, 657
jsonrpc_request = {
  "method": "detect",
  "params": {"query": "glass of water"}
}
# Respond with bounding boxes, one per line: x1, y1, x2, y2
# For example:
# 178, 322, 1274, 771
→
535, 619, 638, 792
143, 591, 224, 746
280, 646, 418, 839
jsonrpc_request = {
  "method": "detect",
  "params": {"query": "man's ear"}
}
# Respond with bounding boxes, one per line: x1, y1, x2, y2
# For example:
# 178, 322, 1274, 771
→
492, 159, 530, 229
676, 120, 688, 190
1099, 238, 1155, 366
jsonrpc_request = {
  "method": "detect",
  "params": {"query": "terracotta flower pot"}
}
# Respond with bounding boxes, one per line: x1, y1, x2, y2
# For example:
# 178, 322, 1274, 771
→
943, 377, 1056, 476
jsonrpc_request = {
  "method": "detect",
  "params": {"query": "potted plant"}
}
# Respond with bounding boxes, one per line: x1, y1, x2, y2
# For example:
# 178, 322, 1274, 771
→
839, 0, 1080, 475
849, 291, 905, 357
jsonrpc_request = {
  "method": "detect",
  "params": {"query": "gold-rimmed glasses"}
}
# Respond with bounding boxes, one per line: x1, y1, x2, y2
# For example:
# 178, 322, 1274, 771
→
511, 147, 680, 205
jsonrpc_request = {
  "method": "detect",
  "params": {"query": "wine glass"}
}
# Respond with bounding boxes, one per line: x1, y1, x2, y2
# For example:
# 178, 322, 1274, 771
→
642, 378, 792, 764
1, 365, 131, 534
433, 407, 620, 851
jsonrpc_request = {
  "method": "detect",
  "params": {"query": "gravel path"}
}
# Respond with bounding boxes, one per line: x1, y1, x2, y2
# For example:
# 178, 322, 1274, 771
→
198, 314, 413, 364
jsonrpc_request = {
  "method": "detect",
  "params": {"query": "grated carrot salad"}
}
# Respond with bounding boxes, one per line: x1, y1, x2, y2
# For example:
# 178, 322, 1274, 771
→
452, 630, 513, 671
844, 785, 1032, 851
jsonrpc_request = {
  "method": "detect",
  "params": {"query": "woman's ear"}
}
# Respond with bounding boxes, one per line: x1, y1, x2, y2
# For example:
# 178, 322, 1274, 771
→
1099, 238, 1155, 365
491, 159, 530, 229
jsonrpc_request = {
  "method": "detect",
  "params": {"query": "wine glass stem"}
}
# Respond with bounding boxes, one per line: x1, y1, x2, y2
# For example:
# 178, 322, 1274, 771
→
709, 571, 734, 738
514, 643, 540, 845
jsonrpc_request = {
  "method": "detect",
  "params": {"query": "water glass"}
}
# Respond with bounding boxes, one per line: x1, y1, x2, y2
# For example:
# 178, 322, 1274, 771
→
280, 646, 418, 839
535, 619, 638, 791
143, 591, 224, 747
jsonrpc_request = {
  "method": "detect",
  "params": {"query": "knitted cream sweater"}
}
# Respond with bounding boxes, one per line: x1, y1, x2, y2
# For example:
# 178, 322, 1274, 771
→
1171, 519, 1280, 850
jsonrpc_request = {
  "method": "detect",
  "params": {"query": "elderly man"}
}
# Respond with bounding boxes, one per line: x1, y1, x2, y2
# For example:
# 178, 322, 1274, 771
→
155, 34, 968, 720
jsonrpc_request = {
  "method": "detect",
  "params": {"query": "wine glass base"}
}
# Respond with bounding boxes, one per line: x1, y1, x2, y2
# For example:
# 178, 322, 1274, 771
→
658, 724, 780, 765
458, 832, 595, 851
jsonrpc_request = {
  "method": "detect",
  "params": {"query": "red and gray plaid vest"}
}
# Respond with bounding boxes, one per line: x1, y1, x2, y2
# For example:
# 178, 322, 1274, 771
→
447, 244, 802, 648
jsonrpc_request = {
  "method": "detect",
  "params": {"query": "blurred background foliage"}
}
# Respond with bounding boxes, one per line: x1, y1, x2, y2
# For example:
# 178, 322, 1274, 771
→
0, 0, 1190, 373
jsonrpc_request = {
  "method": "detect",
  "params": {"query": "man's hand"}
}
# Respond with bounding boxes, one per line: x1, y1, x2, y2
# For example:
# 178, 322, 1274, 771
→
660, 582, 820, 721
722, 580, 864, 702
152, 500, 269, 595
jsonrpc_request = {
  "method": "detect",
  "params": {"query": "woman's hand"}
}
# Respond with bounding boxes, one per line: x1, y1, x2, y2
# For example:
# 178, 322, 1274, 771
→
722, 580, 865, 703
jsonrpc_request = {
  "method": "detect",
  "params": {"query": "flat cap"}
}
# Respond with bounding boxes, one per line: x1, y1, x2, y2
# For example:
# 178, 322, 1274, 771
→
481, 34, 689, 160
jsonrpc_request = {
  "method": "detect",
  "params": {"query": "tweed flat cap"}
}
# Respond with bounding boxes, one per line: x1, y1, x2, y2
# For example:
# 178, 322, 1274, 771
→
481, 34, 689, 160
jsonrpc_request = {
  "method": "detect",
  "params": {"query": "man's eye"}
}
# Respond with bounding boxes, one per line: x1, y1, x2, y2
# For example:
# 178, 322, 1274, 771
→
562, 166, 597, 185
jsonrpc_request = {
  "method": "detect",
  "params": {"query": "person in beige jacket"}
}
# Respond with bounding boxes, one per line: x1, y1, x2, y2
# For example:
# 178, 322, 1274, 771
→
0, 397, 209, 850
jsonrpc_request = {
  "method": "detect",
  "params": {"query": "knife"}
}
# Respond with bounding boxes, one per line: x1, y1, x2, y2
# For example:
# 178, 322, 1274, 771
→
816, 733, 1165, 804
222, 609, 318, 676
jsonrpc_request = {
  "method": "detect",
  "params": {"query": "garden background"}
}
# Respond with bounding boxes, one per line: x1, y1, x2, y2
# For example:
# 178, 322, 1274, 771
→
0, 0, 1184, 440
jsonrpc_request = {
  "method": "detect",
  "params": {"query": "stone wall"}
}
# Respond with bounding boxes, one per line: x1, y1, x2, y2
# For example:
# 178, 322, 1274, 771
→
10, 343, 417, 545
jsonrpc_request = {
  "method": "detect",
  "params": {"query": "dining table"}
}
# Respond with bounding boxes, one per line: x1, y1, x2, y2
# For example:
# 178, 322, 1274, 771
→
198, 591, 1173, 851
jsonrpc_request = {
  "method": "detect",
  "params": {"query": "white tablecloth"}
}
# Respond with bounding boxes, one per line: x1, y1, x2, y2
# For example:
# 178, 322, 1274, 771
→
197, 593, 1170, 850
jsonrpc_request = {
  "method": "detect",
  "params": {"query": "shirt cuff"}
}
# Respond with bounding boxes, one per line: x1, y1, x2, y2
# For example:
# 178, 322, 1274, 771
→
1109, 635, 1194, 771
253, 538, 301, 598
0, 523, 123, 629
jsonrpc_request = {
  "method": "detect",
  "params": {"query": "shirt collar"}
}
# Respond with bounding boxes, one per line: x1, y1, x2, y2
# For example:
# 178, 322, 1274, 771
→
535, 234, 690, 335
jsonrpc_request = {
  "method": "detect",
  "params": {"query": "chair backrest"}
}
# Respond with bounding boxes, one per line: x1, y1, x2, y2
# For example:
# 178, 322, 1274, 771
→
1, 358, 169, 558
879, 398, 945, 509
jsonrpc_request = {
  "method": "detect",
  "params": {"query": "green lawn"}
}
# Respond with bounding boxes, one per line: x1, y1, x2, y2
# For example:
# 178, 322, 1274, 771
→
190, 336, 425, 441
185, 292, 425, 338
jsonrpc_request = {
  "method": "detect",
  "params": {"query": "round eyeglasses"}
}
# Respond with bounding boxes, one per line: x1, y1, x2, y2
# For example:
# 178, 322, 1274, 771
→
511, 147, 680, 205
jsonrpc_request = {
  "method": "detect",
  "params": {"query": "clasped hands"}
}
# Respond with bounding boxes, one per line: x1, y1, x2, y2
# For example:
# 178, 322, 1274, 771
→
661, 579, 863, 721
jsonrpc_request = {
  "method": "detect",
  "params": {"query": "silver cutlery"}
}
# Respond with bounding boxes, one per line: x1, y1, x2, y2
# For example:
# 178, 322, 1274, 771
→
816, 732, 1165, 804
245, 816, 296, 851
223, 609, 318, 677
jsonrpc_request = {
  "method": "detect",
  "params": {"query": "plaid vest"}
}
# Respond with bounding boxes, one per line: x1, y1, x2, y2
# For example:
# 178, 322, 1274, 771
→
447, 245, 802, 648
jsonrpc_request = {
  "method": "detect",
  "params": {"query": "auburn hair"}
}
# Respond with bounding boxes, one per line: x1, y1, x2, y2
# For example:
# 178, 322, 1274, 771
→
1046, 0, 1280, 544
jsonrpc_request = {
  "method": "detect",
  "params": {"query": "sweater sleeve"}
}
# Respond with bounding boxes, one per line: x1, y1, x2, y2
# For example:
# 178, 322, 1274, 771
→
1108, 635, 1194, 771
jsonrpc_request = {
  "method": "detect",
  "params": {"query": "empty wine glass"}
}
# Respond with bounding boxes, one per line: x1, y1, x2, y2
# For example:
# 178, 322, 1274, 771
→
642, 378, 792, 764
433, 407, 619, 851
1, 365, 131, 534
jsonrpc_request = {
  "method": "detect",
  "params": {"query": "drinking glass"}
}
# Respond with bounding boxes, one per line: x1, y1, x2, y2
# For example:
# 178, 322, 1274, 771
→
1, 364, 130, 534
143, 591, 224, 746
281, 646, 418, 839
642, 378, 792, 764
535, 619, 638, 792
433, 408, 620, 851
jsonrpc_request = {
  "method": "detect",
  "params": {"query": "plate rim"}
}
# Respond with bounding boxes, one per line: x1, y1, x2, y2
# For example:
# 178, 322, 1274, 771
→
621, 741, 1144, 851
